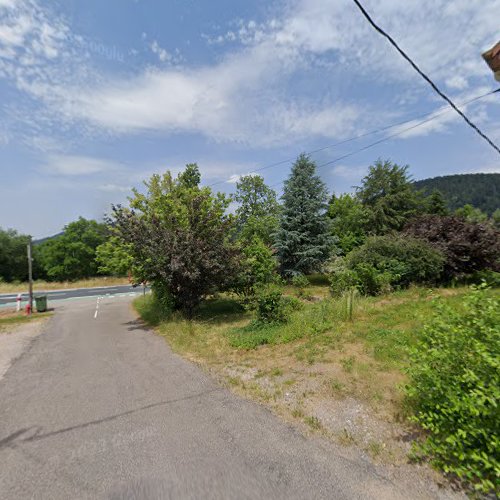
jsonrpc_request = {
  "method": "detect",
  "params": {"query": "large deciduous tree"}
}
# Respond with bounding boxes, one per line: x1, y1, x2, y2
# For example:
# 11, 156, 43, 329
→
275, 154, 334, 276
112, 164, 239, 316
37, 218, 108, 281
95, 236, 134, 277
328, 193, 368, 255
0, 228, 32, 282
233, 174, 279, 245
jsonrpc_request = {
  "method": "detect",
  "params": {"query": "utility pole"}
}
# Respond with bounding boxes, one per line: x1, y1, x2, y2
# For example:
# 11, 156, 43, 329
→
27, 238, 33, 314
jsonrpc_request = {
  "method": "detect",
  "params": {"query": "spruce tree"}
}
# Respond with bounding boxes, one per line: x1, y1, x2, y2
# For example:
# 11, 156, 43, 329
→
425, 189, 449, 216
275, 154, 334, 275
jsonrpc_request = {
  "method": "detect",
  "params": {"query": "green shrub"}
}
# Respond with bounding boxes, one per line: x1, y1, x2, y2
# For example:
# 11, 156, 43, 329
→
463, 270, 500, 288
291, 273, 309, 289
347, 235, 444, 289
253, 285, 300, 324
329, 267, 360, 296
329, 257, 392, 296
353, 263, 393, 296
291, 273, 310, 297
237, 236, 278, 297
405, 285, 500, 493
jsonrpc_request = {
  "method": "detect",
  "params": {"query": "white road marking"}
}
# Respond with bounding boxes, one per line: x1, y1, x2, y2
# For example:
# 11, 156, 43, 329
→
94, 296, 101, 319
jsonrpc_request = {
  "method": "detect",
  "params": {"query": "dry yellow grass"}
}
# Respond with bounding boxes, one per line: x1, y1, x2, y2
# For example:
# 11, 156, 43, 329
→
0, 308, 53, 333
0, 277, 129, 294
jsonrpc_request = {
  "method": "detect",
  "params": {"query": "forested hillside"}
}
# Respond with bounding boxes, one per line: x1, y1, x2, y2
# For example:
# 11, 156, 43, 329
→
414, 173, 500, 215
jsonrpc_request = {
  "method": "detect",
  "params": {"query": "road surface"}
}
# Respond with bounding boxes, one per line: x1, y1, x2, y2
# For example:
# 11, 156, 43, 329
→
0, 295, 459, 499
0, 284, 144, 307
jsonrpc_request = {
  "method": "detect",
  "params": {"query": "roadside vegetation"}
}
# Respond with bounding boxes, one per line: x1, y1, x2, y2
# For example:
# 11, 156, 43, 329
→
0, 309, 53, 332
135, 283, 499, 493
2, 155, 499, 493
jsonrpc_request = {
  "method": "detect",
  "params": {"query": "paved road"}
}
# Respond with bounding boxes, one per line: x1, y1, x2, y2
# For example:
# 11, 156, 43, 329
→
0, 284, 144, 306
0, 295, 459, 499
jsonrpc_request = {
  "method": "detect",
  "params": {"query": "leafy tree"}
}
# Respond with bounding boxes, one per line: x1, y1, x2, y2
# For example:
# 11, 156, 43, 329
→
233, 174, 279, 245
328, 193, 368, 254
95, 236, 134, 277
424, 189, 449, 216
403, 215, 500, 281
0, 228, 32, 282
112, 165, 239, 317
455, 204, 489, 223
275, 154, 335, 276
37, 218, 108, 281
236, 236, 278, 298
356, 159, 422, 234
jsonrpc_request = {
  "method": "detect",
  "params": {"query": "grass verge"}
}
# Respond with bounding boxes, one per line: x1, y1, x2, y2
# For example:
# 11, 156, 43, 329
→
0, 309, 53, 332
133, 284, 499, 470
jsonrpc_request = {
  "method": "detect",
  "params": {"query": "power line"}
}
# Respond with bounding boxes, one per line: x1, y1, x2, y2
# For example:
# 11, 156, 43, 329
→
208, 87, 499, 188
351, 0, 500, 156
269, 87, 500, 190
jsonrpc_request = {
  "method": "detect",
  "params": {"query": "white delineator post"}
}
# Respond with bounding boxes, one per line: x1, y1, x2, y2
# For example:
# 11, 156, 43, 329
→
16, 293, 22, 312
27, 239, 33, 315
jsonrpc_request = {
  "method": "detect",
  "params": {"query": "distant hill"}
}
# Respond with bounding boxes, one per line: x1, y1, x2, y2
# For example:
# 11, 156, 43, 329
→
33, 232, 63, 245
414, 173, 500, 215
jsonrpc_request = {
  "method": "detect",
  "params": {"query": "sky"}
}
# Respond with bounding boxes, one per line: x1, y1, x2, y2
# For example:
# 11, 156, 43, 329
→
0, 0, 499, 238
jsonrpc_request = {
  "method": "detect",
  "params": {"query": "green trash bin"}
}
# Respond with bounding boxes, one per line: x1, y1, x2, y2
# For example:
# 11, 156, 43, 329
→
35, 295, 48, 313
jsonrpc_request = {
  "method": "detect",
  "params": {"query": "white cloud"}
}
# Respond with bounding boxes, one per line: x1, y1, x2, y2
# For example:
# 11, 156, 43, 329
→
445, 75, 469, 90
150, 40, 170, 62
225, 172, 261, 184
459, 163, 500, 174
98, 183, 131, 192
331, 164, 368, 181
42, 155, 122, 176
1, 0, 499, 147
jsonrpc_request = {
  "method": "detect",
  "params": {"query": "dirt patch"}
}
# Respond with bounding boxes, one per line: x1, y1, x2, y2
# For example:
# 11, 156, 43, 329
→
0, 318, 48, 380
209, 331, 412, 464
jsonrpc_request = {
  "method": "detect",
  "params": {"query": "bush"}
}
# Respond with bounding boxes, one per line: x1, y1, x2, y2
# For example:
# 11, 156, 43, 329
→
329, 262, 359, 296
353, 263, 393, 296
253, 285, 300, 324
236, 236, 278, 298
291, 273, 310, 297
405, 285, 500, 493
404, 215, 500, 282
462, 270, 500, 288
347, 235, 444, 288
330, 235, 444, 296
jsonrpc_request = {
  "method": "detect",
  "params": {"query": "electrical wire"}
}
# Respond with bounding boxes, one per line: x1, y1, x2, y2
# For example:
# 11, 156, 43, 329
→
268, 87, 500, 189
351, 0, 500, 155
207, 87, 499, 188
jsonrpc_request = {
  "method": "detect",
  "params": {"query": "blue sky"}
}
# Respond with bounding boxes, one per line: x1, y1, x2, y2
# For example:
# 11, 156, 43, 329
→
1, 0, 499, 238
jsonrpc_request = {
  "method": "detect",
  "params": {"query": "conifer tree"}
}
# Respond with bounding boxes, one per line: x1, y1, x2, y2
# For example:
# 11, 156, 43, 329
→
425, 189, 449, 216
356, 159, 421, 234
275, 154, 334, 275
